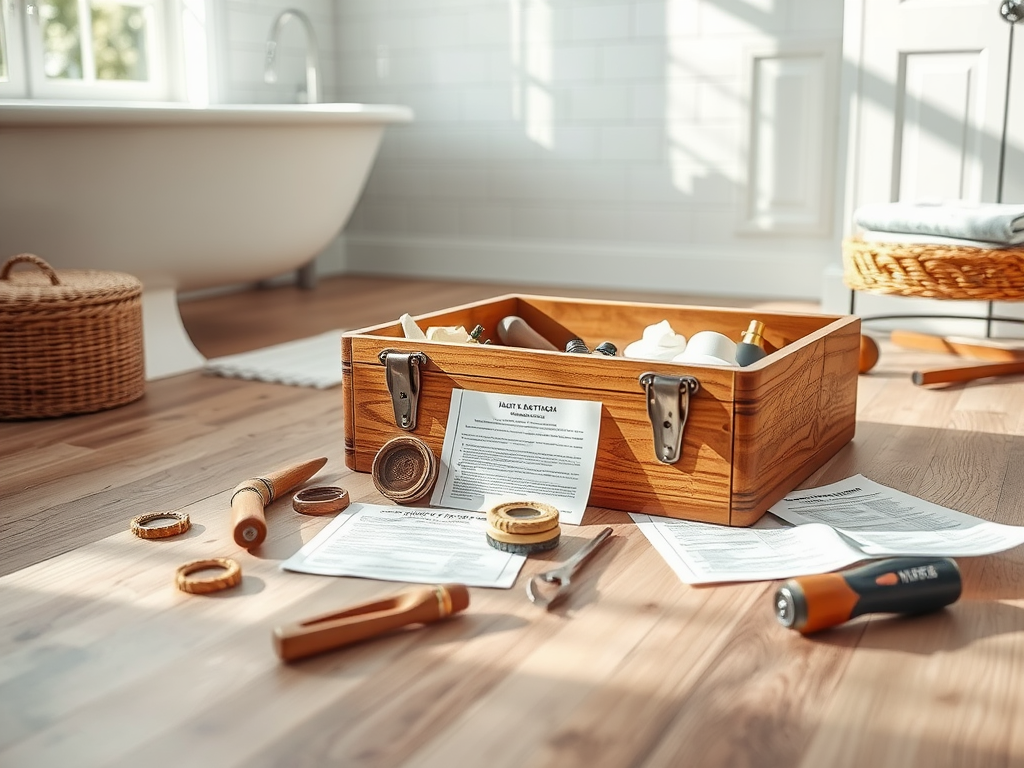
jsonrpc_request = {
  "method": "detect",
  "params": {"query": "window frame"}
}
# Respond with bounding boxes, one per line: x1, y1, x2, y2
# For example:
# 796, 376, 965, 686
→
1, 0, 182, 101
0, 1, 29, 96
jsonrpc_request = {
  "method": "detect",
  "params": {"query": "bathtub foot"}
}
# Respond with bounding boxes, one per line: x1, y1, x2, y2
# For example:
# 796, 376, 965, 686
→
141, 288, 207, 380
297, 259, 318, 290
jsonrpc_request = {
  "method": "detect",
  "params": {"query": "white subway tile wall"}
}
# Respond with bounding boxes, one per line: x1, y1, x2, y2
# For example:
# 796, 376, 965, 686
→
222, 0, 844, 297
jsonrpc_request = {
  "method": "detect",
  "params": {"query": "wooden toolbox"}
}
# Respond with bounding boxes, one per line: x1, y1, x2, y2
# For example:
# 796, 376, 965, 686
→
342, 295, 859, 526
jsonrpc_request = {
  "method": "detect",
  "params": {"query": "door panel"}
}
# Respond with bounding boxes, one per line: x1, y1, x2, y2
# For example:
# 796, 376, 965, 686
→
850, 0, 1011, 209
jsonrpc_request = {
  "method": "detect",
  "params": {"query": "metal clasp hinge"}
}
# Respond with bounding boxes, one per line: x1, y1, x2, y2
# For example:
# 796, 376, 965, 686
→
379, 349, 427, 430
639, 372, 700, 464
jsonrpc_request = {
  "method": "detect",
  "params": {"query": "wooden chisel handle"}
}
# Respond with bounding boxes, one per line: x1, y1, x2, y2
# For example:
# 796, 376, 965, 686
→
913, 360, 1024, 386
892, 329, 1024, 362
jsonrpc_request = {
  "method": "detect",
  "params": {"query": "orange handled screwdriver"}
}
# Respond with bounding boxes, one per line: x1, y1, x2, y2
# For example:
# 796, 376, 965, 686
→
774, 557, 962, 634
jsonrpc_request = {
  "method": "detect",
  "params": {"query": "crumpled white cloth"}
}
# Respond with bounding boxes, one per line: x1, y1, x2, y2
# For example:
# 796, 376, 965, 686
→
854, 201, 1024, 246
624, 320, 687, 361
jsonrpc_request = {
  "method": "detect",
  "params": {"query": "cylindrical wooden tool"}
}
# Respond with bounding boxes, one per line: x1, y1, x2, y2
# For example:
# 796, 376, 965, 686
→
497, 316, 558, 351
273, 583, 471, 662
231, 456, 328, 549
912, 360, 1024, 386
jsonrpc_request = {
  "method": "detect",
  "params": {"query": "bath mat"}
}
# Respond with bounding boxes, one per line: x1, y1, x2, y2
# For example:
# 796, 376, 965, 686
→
203, 330, 345, 389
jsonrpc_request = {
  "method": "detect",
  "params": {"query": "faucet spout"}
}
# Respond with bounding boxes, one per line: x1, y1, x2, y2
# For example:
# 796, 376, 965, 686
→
264, 8, 321, 104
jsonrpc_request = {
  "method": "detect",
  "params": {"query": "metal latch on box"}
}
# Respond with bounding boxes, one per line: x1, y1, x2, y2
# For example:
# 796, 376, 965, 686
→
639, 373, 700, 464
380, 350, 427, 430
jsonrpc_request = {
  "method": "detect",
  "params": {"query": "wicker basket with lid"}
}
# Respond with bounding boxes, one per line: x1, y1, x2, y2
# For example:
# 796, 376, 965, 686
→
0, 253, 145, 419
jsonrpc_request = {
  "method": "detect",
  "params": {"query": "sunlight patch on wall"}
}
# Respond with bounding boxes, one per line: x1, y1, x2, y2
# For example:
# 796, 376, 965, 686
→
181, 0, 209, 104
510, 0, 553, 150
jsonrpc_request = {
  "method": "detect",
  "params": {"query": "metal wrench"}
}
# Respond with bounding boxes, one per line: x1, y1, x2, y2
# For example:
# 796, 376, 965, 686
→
526, 527, 614, 609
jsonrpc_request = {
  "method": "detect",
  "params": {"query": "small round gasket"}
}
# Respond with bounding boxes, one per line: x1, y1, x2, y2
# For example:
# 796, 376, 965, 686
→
487, 501, 560, 535
175, 558, 242, 595
292, 486, 351, 516
130, 511, 191, 540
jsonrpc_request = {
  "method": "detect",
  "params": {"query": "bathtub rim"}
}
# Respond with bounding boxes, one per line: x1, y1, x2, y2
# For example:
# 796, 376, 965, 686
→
0, 99, 414, 126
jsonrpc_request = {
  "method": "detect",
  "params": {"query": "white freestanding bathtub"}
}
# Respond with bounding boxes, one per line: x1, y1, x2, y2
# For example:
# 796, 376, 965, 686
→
0, 100, 412, 379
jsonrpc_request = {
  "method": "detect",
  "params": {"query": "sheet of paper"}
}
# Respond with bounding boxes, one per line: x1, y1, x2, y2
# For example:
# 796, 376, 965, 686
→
430, 389, 602, 525
281, 503, 525, 588
769, 474, 1024, 557
630, 514, 866, 584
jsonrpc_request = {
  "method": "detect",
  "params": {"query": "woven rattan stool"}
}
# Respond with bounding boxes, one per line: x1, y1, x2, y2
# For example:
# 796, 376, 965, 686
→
843, 239, 1024, 384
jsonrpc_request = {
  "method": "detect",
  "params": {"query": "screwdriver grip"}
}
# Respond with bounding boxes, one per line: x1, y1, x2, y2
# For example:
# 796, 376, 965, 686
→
775, 557, 961, 634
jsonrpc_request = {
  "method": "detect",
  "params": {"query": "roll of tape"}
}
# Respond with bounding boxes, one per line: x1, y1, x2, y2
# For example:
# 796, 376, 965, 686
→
487, 501, 560, 535
130, 511, 191, 539
292, 486, 351, 516
175, 558, 242, 595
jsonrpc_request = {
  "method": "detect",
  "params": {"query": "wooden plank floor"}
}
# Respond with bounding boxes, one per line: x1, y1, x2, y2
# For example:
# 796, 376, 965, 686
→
3, 275, 1024, 768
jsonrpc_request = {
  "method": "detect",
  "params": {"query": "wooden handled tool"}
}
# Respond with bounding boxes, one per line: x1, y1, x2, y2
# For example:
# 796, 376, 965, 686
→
891, 329, 1024, 363
231, 456, 328, 549
273, 583, 471, 662
912, 360, 1024, 386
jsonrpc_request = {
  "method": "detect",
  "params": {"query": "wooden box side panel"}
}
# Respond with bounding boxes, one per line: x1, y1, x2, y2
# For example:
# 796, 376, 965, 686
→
344, 359, 736, 524
729, 318, 860, 526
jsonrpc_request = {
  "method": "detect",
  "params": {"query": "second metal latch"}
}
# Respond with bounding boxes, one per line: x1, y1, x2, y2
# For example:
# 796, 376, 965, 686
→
380, 350, 427, 430
639, 373, 700, 464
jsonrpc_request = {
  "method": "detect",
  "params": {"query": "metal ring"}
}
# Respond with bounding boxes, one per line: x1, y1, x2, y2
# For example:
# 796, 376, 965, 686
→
175, 558, 242, 595
292, 486, 351, 516
130, 511, 191, 539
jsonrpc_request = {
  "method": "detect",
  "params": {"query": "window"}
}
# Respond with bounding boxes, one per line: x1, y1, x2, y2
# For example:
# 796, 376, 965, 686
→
0, 0, 177, 100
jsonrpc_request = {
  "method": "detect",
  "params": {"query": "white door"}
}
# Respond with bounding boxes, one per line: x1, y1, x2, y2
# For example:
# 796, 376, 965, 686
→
834, 0, 1024, 327
844, 0, 1016, 218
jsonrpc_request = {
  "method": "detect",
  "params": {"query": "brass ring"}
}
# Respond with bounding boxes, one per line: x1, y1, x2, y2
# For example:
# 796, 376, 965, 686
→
175, 558, 242, 594
292, 486, 351, 516
487, 501, 560, 535
130, 511, 191, 539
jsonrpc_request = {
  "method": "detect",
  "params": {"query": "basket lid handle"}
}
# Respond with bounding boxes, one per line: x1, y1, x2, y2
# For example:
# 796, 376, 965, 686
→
0, 254, 61, 285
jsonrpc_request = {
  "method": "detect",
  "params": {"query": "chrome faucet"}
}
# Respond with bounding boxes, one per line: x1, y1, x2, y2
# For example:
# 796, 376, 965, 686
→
264, 8, 321, 104
264, 8, 322, 289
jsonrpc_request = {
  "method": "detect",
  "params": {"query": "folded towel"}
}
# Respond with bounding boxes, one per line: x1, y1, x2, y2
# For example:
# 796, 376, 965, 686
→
858, 229, 1017, 250
854, 201, 1024, 246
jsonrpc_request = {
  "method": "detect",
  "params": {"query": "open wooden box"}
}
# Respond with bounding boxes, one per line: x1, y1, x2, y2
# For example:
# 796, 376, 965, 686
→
342, 294, 859, 526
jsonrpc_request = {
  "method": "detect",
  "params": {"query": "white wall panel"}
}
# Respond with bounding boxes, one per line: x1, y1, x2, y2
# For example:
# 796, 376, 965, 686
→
740, 44, 836, 235
324, 0, 847, 300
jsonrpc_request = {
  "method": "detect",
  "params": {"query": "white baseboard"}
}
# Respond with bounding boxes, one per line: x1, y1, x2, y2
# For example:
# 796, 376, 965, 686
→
336, 233, 831, 300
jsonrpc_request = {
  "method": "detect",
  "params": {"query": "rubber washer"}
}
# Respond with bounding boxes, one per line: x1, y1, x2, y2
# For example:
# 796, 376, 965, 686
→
487, 501, 560, 535
485, 523, 561, 555
486, 532, 561, 555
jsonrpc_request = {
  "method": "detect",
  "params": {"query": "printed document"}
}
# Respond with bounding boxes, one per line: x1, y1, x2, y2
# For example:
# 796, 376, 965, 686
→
281, 503, 525, 588
430, 389, 602, 525
632, 474, 1024, 584
769, 474, 1024, 557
